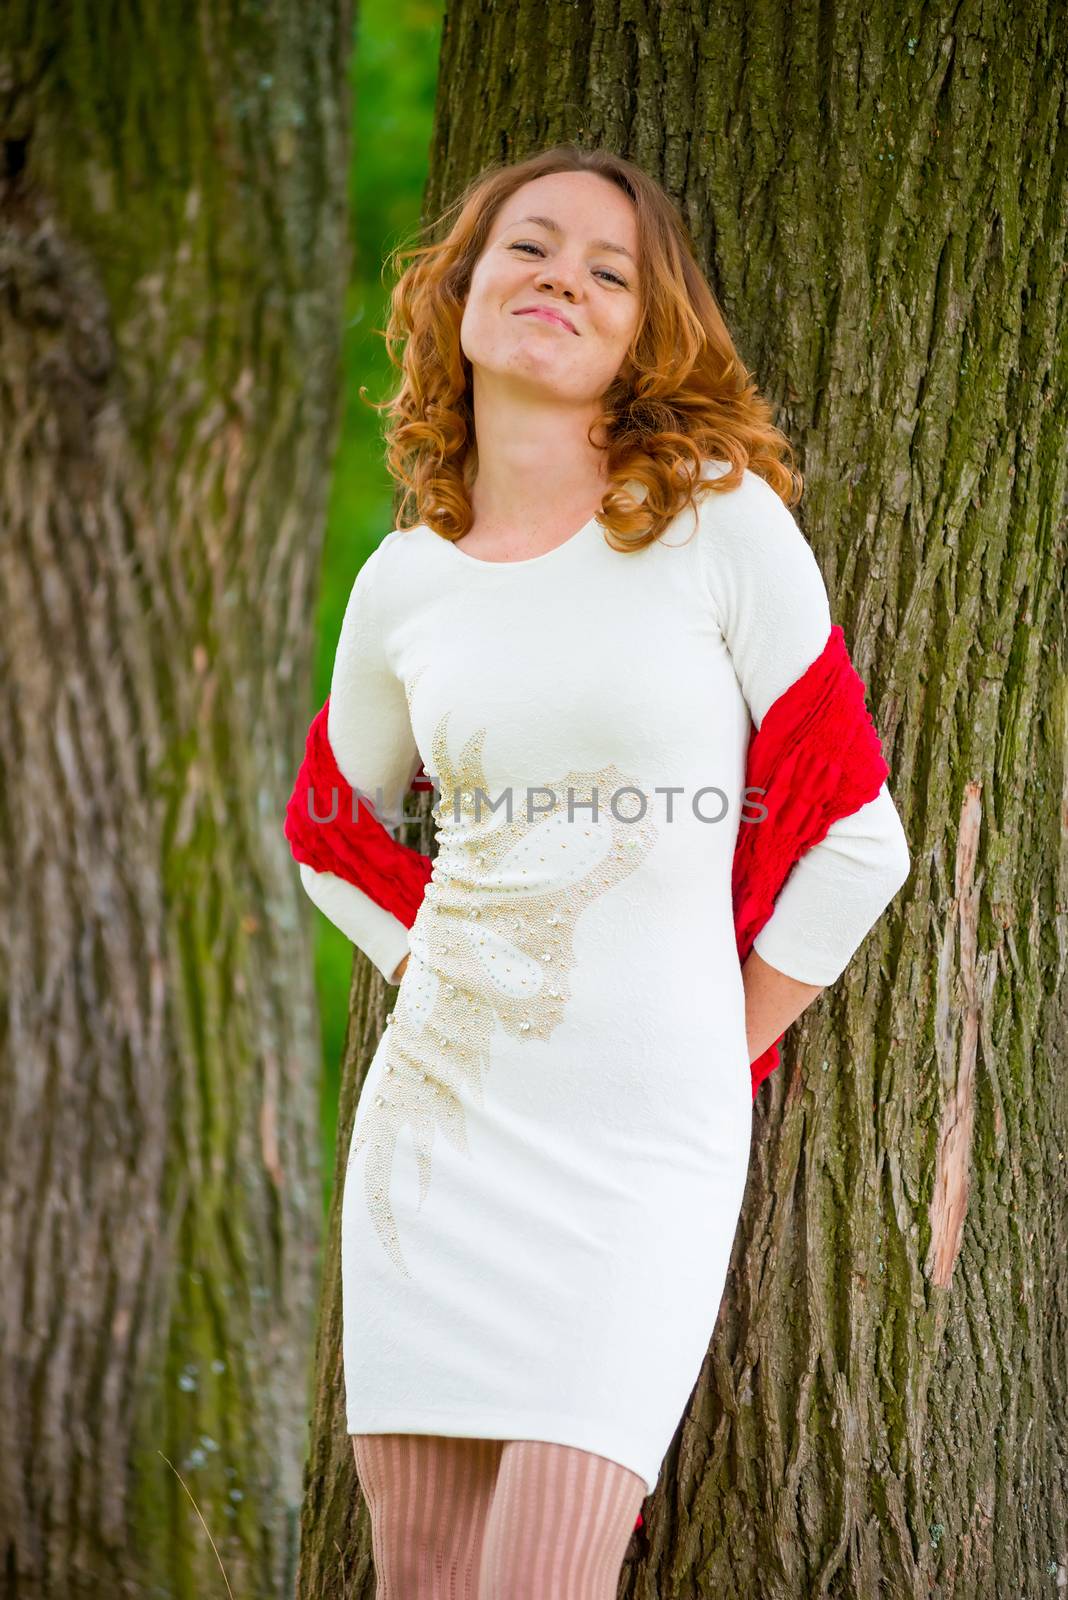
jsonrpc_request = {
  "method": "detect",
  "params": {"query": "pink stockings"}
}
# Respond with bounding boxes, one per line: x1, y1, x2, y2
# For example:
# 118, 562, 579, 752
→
352, 1432, 647, 1599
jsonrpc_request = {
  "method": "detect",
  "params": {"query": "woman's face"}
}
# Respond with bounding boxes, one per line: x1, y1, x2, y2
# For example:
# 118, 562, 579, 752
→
459, 170, 642, 408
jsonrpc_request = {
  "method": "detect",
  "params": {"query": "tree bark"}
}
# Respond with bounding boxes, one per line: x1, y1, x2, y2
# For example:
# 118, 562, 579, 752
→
297, 2, 1068, 1597
0, 4, 353, 1595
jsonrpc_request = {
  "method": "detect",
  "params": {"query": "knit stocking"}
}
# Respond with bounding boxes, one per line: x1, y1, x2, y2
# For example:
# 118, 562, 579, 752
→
478, 1439, 646, 1600
352, 1432, 504, 1600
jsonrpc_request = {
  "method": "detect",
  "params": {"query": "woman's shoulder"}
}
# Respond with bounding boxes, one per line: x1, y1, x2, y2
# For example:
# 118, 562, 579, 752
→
691, 459, 826, 627
374, 523, 422, 560
696, 456, 795, 515
369, 521, 435, 577
364, 522, 447, 624
692, 458, 811, 559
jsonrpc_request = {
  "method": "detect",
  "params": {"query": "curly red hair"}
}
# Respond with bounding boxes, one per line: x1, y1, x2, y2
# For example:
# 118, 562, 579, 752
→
363, 142, 803, 553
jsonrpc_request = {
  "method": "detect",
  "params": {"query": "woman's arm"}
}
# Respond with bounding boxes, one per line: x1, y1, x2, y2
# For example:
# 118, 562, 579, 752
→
290, 537, 422, 984
741, 947, 824, 1063
697, 467, 911, 1038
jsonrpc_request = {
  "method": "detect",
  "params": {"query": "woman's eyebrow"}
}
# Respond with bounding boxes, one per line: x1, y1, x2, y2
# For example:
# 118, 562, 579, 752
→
507, 214, 635, 264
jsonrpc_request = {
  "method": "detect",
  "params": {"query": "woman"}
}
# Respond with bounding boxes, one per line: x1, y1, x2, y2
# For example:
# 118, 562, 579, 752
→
287, 144, 911, 1599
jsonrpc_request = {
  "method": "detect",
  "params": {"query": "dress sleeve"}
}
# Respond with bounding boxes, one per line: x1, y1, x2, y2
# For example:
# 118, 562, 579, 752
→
297, 545, 423, 985
699, 470, 911, 987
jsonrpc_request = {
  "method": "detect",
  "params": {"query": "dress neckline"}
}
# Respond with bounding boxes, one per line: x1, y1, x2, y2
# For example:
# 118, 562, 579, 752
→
430, 511, 602, 570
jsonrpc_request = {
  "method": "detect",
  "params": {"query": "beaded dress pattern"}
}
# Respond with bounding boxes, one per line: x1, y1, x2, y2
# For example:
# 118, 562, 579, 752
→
350, 666, 661, 1277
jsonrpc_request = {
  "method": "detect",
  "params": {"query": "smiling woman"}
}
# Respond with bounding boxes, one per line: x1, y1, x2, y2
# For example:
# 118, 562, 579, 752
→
370, 141, 810, 559
445, 167, 646, 561
291, 142, 911, 1599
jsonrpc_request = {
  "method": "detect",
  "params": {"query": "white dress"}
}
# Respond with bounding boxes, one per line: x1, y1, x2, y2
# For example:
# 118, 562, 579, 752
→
299, 460, 911, 1496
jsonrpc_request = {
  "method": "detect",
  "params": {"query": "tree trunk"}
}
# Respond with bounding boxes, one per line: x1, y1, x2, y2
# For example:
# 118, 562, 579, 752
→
0, 4, 353, 1595
298, 2, 1068, 1596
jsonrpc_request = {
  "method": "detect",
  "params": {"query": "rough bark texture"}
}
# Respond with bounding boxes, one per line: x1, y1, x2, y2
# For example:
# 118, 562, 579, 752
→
0, 4, 353, 1596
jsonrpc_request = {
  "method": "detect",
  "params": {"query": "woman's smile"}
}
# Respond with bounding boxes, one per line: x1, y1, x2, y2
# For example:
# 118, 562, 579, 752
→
513, 306, 578, 333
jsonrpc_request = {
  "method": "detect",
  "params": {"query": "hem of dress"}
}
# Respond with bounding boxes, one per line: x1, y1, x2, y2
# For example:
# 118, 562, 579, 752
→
345, 1404, 658, 1497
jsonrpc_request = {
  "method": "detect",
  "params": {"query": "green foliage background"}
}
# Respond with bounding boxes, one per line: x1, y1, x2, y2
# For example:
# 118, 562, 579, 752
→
310, 0, 442, 1212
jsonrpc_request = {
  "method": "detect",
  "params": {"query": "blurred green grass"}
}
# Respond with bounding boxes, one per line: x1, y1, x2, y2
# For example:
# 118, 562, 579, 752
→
311, 0, 442, 1214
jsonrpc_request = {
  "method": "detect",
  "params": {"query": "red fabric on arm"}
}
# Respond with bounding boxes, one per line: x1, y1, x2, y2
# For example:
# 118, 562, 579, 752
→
283, 696, 433, 929
732, 624, 890, 1098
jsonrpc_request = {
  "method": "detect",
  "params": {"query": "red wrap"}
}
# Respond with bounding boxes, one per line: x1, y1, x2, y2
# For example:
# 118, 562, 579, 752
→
282, 699, 433, 931
733, 624, 889, 1097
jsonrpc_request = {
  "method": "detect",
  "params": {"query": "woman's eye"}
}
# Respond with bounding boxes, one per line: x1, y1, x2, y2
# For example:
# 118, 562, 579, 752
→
507, 241, 627, 288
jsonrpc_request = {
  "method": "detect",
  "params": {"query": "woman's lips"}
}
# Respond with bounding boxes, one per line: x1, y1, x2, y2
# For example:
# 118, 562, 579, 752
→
513, 308, 577, 333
